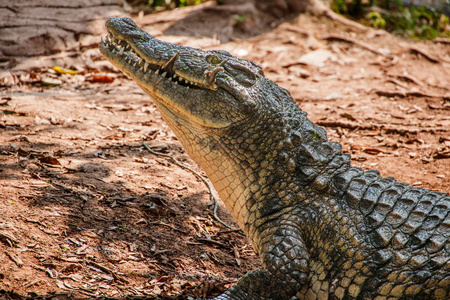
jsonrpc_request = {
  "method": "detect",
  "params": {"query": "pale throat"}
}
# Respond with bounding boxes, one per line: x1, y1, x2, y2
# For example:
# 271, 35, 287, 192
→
174, 127, 252, 231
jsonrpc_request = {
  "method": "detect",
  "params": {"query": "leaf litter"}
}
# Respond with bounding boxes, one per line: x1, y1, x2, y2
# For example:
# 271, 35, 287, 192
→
0, 5, 449, 300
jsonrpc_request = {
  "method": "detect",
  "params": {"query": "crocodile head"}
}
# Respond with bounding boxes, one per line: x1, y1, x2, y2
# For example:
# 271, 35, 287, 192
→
99, 17, 265, 130
99, 17, 306, 231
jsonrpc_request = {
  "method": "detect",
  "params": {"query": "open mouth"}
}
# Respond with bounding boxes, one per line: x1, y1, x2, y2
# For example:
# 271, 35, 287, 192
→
100, 32, 202, 90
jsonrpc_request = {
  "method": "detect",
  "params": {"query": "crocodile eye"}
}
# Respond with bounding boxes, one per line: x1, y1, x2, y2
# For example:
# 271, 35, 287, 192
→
223, 62, 256, 87
207, 55, 221, 65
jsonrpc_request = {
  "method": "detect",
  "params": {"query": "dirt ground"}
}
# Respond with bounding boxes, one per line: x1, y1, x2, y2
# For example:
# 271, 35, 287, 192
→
1, 3, 449, 299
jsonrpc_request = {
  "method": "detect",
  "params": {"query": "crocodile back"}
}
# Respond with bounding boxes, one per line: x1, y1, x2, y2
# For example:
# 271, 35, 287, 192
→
331, 167, 450, 298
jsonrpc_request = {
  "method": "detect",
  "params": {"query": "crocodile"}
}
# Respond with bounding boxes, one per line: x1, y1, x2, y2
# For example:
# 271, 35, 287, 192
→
99, 17, 450, 300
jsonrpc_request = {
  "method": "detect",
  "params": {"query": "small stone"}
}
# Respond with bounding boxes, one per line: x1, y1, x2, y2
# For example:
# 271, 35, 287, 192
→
298, 49, 336, 67
408, 152, 417, 158
326, 92, 344, 100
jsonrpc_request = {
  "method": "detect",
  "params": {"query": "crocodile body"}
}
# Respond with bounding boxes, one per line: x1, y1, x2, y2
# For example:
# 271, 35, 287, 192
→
100, 17, 450, 300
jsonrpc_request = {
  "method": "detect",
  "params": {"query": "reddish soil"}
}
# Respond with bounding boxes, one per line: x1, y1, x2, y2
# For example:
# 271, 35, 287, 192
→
1, 4, 449, 299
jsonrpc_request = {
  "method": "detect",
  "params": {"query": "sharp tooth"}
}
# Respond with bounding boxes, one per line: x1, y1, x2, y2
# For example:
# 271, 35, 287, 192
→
173, 74, 177, 79
161, 72, 167, 77
155, 69, 160, 75
138, 58, 142, 65
174, 81, 178, 85
119, 47, 125, 55
144, 62, 149, 72
190, 81, 194, 85
185, 79, 189, 84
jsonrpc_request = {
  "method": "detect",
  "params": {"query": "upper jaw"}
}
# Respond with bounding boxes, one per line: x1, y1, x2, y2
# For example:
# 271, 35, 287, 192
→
99, 17, 221, 91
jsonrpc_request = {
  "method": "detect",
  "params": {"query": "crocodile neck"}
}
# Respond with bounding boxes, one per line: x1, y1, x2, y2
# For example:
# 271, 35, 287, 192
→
160, 78, 351, 245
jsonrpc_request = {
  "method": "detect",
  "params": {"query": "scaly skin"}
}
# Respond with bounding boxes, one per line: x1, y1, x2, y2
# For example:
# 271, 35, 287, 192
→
100, 17, 450, 300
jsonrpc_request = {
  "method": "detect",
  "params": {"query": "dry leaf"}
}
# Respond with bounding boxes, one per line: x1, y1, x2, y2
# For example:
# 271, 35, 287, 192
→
86, 75, 114, 83
38, 156, 61, 165
52, 66, 77, 75
363, 148, 385, 155
41, 78, 62, 86
350, 144, 364, 150
340, 113, 357, 121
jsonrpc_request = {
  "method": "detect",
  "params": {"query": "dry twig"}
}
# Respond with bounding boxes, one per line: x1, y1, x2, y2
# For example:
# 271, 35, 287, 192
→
375, 89, 450, 100
6, 251, 24, 267
0, 232, 18, 247
198, 238, 228, 248
149, 220, 187, 234
387, 78, 410, 89
321, 34, 390, 57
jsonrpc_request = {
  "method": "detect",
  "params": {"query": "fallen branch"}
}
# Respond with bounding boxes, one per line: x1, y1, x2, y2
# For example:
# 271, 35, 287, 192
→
409, 46, 450, 64
433, 37, 450, 44
316, 120, 377, 131
316, 120, 444, 135
321, 34, 390, 57
387, 78, 410, 89
387, 73, 424, 87
375, 89, 450, 100
142, 141, 244, 235
387, 72, 450, 92
87, 261, 128, 284
279, 24, 311, 37
320, 7, 369, 32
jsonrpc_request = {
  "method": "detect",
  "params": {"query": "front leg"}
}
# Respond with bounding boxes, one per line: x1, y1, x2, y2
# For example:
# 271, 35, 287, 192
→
213, 227, 309, 300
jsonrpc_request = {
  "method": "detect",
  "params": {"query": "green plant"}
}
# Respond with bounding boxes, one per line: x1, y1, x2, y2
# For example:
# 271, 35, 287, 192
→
369, 11, 386, 28
127, 0, 208, 11
388, 5, 450, 39
331, 0, 450, 40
